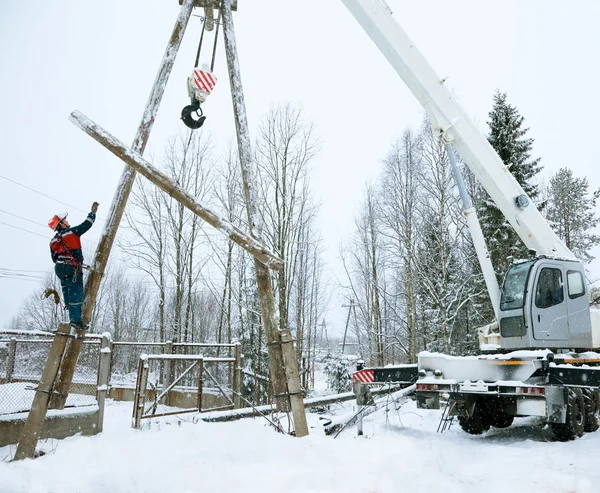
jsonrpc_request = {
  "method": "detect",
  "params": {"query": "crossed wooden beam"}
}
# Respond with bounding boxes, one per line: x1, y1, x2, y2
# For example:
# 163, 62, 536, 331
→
69, 110, 283, 271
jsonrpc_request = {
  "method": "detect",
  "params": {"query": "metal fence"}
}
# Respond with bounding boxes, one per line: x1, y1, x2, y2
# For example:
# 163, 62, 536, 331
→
132, 350, 241, 428
110, 342, 167, 388
0, 331, 243, 420
0, 334, 100, 415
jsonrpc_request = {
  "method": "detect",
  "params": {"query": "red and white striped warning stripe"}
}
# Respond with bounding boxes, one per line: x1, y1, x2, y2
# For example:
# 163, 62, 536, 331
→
193, 69, 217, 94
352, 369, 374, 383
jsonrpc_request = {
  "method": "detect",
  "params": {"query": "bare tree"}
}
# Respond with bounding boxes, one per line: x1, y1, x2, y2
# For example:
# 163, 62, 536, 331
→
254, 103, 324, 369
120, 131, 214, 342
380, 129, 422, 362
341, 185, 386, 365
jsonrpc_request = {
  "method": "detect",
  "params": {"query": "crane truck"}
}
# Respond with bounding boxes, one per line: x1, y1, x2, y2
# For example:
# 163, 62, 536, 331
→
343, 0, 600, 441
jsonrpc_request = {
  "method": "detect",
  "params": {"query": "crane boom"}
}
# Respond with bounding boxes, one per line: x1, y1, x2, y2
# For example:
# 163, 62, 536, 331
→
342, 0, 575, 260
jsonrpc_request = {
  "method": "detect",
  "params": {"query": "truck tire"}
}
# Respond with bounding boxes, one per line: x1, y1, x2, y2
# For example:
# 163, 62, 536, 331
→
458, 403, 490, 435
551, 388, 585, 441
583, 388, 600, 433
488, 407, 514, 429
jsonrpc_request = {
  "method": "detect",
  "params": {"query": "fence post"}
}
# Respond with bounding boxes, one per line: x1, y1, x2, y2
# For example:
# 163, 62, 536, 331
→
162, 340, 173, 406
96, 333, 112, 433
233, 343, 242, 409
132, 356, 149, 429
6, 338, 16, 383
197, 358, 204, 412
280, 329, 309, 438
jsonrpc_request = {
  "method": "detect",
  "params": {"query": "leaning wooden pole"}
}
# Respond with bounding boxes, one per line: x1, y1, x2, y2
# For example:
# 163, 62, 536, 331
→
69, 110, 284, 270
49, 0, 196, 409
221, 0, 304, 424
13, 324, 71, 461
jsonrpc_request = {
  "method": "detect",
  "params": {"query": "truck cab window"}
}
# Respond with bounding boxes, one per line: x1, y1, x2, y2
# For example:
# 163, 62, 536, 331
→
535, 268, 564, 308
567, 270, 585, 299
500, 261, 534, 311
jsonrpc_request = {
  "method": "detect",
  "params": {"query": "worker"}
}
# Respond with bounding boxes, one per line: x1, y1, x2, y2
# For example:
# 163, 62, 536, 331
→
48, 202, 99, 329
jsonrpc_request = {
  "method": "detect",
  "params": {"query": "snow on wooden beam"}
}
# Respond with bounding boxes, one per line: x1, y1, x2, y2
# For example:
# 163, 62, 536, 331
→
69, 110, 284, 271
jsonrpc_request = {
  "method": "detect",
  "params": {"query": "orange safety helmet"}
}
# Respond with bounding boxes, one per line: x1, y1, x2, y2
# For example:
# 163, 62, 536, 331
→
48, 213, 68, 231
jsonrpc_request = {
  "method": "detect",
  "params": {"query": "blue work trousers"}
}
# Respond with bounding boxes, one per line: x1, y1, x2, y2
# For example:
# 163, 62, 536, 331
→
55, 263, 84, 324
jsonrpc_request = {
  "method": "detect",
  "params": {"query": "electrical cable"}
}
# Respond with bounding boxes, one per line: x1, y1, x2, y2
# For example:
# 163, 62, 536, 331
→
0, 174, 106, 221
0, 221, 49, 239
0, 173, 90, 215
0, 267, 48, 274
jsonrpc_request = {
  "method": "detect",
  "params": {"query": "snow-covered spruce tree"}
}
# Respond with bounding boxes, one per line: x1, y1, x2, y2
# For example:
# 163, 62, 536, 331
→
479, 91, 544, 279
546, 167, 600, 263
323, 353, 352, 393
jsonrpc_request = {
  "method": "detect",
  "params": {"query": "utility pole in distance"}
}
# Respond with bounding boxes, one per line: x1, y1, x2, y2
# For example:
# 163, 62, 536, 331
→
341, 299, 356, 354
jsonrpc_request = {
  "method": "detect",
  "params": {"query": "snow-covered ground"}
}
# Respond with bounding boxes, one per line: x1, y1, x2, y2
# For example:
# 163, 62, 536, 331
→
1, 394, 599, 493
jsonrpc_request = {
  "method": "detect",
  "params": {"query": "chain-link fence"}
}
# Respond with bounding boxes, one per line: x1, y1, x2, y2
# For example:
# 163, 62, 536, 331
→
0, 334, 100, 415
0, 331, 242, 421
110, 342, 167, 388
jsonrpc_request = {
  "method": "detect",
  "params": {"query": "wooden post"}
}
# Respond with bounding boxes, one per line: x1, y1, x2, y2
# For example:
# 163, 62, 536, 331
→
220, 0, 289, 413
162, 341, 173, 407
132, 356, 150, 429
280, 329, 308, 437
96, 333, 112, 434
13, 324, 71, 461
50, 0, 196, 410
197, 358, 204, 412
69, 111, 284, 271
5, 338, 16, 383
233, 343, 242, 408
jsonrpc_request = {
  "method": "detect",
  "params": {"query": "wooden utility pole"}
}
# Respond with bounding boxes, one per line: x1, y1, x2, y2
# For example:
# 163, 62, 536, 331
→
220, 0, 292, 413
49, 0, 196, 410
280, 330, 308, 437
14, 324, 71, 461
341, 299, 354, 354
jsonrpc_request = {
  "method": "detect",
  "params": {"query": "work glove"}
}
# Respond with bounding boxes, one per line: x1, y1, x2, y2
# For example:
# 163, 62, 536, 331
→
91, 202, 99, 214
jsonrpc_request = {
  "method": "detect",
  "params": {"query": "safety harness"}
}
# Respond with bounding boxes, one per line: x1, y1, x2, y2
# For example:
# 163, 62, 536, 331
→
50, 231, 81, 268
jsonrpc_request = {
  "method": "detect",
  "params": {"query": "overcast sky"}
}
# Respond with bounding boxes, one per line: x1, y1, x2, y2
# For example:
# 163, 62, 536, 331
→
1, 0, 599, 333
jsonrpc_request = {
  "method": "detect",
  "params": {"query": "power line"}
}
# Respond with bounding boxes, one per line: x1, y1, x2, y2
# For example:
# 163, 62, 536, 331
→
0, 208, 48, 230
0, 267, 48, 274
0, 274, 44, 283
0, 174, 107, 222
0, 268, 44, 278
0, 212, 101, 245
0, 173, 90, 215
0, 221, 49, 239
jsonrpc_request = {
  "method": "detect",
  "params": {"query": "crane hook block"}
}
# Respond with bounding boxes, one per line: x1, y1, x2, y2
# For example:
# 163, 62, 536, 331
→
181, 103, 206, 130
181, 65, 217, 130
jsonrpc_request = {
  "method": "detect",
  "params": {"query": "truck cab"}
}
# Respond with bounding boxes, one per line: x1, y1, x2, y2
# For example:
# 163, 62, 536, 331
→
499, 258, 595, 350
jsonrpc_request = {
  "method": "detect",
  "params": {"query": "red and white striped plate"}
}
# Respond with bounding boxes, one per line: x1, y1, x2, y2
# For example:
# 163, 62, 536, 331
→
193, 68, 217, 94
352, 369, 374, 383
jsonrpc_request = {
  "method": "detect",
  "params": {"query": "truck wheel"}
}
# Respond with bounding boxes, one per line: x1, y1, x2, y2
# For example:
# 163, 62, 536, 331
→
551, 388, 585, 441
583, 388, 600, 433
458, 403, 490, 435
488, 408, 514, 429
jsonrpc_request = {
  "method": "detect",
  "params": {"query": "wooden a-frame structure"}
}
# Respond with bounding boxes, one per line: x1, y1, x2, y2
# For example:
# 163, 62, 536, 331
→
14, 0, 307, 461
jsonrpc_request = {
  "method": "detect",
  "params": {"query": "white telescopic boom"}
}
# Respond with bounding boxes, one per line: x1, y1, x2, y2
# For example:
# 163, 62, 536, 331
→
341, 0, 575, 260
445, 143, 500, 319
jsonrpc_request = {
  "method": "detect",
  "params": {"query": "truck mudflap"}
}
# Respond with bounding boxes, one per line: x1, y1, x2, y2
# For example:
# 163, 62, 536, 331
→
545, 386, 568, 424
